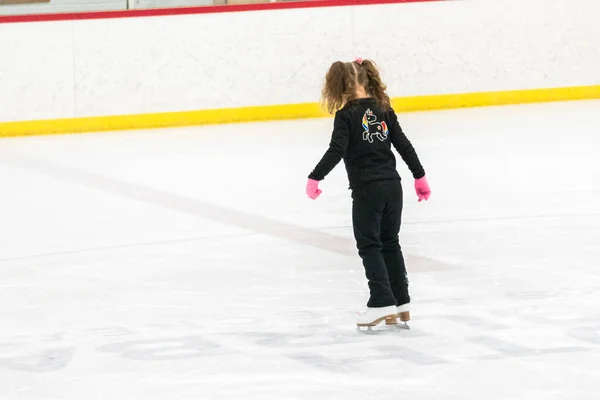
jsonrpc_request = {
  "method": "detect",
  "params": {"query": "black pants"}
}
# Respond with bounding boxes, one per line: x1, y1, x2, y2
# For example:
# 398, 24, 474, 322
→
351, 179, 410, 308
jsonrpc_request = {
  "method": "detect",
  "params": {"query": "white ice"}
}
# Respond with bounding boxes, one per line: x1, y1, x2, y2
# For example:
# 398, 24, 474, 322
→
1, 100, 599, 399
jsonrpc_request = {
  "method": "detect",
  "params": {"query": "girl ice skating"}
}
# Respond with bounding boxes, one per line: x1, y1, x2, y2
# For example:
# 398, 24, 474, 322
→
305, 58, 431, 330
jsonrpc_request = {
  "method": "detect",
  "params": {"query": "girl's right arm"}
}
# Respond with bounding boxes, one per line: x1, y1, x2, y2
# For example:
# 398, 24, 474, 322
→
388, 110, 426, 179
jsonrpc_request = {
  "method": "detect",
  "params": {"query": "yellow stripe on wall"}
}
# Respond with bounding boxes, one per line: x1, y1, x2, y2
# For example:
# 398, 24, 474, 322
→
1, 85, 599, 138
393, 85, 600, 111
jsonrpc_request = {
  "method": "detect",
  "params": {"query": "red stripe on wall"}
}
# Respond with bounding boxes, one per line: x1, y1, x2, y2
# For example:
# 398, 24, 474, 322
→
0, 0, 447, 24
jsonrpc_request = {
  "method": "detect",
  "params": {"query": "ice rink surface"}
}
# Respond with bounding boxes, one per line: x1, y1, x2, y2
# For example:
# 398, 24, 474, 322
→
1, 100, 599, 399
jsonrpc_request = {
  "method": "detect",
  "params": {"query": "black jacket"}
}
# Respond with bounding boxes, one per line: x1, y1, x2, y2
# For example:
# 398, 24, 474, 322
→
308, 98, 425, 189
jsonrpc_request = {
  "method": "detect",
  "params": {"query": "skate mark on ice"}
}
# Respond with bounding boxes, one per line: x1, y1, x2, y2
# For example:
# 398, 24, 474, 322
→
147, 323, 201, 332
86, 327, 137, 337
290, 353, 360, 373
243, 331, 355, 348
469, 335, 538, 355
0, 233, 252, 264
520, 314, 600, 327
420, 314, 509, 330
568, 325, 600, 345
40, 332, 66, 342
476, 346, 589, 361
285, 310, 325, 321
0, 347, 75, 373
98, 336, 236, 361
373, 346, 449, 366
418, 298, 471, 306
505, 290, 557, 300
210, 316, 263, 328
469, 336, 589, 361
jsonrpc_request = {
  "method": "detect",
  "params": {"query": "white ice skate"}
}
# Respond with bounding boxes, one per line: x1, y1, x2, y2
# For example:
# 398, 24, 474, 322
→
356, 305, 397, 332
396, 303, 410, 330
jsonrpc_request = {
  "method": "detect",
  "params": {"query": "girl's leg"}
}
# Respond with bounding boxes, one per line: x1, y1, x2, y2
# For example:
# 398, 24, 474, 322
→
380, 180, 410, 307
351, 182, 396, 308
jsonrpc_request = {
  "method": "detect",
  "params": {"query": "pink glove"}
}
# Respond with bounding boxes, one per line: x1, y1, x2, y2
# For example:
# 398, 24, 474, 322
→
414, 176, 431, 202
306, 179, 322, 200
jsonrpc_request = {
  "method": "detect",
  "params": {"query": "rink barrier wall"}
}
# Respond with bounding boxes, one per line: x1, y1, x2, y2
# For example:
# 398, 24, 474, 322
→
1, 0, 599, 137
0, 0, 444, 22
1, 85, 599, 137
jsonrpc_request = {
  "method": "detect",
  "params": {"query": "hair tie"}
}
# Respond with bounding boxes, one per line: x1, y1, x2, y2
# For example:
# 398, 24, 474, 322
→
354, 57, 363, 64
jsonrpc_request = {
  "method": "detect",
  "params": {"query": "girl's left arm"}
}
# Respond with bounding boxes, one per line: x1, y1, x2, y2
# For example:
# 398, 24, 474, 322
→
308, 112, 350, 181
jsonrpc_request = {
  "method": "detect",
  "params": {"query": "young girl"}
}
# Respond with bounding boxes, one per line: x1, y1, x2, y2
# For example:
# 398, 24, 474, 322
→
306, 58, 431, 328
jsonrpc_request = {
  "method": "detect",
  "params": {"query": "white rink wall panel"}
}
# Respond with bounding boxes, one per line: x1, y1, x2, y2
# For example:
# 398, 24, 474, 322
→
0, 0, 126, 15
71, 8, 353, 117
353, 0, 600, 96
133, 0, 213, 8
0, 21, 75, 122
1, 0, 599, 122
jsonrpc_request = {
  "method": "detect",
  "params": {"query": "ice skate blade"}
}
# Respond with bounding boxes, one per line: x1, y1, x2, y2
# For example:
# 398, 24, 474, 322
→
356, 313, 397, 328
356, 322, 409, 334
396, 321, 410, 330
